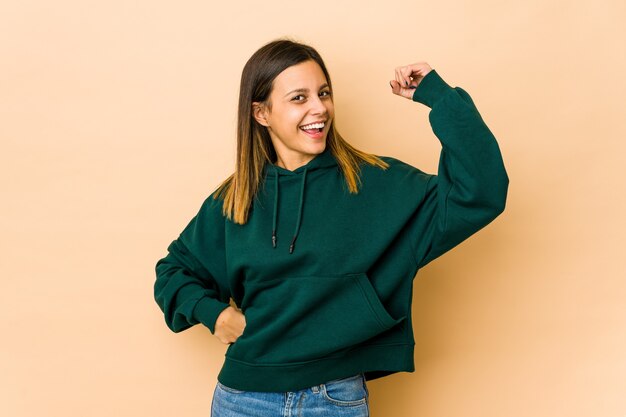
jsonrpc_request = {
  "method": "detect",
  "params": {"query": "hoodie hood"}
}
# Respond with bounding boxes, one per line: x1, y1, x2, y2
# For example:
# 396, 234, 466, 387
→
262, 146, 338, 254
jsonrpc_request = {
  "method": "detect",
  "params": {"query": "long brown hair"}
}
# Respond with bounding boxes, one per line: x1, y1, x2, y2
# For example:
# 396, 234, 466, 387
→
213, 36, 389, 224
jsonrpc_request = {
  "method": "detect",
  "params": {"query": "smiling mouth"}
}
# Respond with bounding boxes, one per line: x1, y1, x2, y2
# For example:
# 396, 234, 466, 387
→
300, 127, 324, 133
299, 122, 327, 133
299, 120, 329, 132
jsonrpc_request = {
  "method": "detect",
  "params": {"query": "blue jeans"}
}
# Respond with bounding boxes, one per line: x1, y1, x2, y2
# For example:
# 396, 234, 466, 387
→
211, 373, 370, 417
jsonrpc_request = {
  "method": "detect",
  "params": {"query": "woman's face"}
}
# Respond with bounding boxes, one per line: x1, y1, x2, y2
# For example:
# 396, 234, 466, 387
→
253, 60, 334, 171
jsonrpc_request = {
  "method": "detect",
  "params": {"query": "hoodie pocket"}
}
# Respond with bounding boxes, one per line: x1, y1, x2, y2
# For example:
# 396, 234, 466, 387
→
226, 272, 406, 364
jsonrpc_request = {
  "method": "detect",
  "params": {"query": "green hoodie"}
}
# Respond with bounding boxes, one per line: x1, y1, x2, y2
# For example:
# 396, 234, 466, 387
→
154, 69, 509, 392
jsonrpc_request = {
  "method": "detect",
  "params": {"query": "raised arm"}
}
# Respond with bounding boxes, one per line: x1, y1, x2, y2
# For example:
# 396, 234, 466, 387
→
391, 65, 509, 269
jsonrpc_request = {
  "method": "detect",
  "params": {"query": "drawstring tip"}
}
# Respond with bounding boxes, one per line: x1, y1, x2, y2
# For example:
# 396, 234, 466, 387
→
289, 236, 297, 254
272, 233, 277, 248
289, 244, 294, 254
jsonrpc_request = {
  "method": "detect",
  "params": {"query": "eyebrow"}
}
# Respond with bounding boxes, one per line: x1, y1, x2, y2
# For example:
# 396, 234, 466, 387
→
284, 83, 330, 97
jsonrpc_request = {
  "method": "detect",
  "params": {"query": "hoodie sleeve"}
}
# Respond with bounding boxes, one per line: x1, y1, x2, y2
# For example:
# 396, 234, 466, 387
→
408, 69, 509, 269
154, 193, 231, 334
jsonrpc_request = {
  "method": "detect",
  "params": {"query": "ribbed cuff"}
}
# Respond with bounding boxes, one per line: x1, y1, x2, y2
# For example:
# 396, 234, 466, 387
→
411, 69, 454, 108
193, 296, 231, 334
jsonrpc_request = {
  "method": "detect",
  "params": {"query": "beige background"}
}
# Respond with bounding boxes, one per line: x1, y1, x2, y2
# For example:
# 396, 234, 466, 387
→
2, 1, 625, 416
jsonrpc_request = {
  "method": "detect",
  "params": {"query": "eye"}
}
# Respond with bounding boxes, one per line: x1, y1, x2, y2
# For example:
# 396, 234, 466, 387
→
292, 91, 332, 102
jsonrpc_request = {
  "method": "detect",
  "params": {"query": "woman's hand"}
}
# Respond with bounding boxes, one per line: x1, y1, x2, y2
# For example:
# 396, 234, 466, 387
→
390, 62, 433, 100
214, 305, 246, 345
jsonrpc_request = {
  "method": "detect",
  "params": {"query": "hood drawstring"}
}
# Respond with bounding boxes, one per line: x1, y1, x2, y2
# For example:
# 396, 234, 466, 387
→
271, 165, 308, 254
265, 146, 337, 254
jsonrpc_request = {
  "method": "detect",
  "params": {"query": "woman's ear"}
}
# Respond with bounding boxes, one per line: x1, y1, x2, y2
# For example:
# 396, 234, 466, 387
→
252, 102, 269, 127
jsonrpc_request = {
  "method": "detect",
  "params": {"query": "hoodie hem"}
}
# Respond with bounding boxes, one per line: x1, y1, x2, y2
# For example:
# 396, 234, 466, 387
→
216, 342, 415, 392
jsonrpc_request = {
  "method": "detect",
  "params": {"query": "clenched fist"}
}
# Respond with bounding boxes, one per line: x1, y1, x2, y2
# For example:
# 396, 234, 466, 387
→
390, 62, 433, 100
214, 305, 246, 345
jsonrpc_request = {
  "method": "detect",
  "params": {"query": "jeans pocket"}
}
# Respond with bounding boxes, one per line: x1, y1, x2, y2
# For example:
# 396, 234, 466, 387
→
321, 373, 368, 407
216, 381, 246, 394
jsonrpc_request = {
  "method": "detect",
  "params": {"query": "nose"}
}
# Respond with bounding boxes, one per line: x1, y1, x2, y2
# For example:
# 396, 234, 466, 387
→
309, 94, 328, 115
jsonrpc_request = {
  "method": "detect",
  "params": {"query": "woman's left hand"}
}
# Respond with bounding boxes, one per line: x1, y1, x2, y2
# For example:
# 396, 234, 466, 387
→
390, 62, 433, 100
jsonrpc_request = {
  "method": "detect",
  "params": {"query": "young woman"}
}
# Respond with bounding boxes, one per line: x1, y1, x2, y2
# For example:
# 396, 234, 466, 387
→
154, 38, 509, 416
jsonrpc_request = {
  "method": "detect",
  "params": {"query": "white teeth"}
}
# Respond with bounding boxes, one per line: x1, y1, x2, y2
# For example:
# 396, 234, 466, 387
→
300, 122, 325, 130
